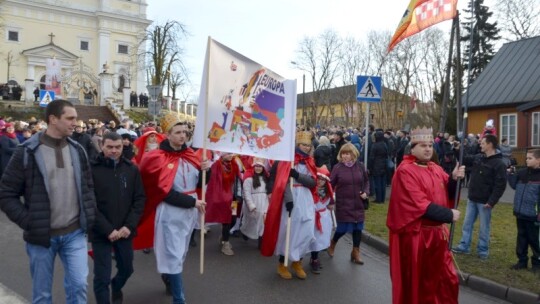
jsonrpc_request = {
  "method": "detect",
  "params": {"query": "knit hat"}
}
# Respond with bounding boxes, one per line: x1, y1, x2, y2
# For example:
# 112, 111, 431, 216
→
316, 165, 331, 181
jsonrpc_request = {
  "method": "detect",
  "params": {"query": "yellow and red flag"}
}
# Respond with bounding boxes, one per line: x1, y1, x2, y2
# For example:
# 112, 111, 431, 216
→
388, 0, 458, 52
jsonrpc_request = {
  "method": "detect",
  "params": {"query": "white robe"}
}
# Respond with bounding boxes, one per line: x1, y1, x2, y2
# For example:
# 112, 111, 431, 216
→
310, 196, 332, 252
275, 163, 315, 261
240, 176, 269, 239
154, 159, 199, 274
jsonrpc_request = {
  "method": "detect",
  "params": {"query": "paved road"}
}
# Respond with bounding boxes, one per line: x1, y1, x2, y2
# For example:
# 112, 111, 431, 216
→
0, 213, 509, 304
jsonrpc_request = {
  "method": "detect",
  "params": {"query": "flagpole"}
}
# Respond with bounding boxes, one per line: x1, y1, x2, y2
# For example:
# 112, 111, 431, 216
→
438, 14, 457, 133
200, 36, 212, 274
449, 7, 472, 249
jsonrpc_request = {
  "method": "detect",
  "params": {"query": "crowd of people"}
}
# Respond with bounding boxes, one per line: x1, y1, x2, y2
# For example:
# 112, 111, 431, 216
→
0, 99, 538, 304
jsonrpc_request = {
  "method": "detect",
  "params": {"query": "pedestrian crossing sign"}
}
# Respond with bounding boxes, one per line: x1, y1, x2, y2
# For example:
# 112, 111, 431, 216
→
356, 76, 382, 102
39, 90, 55, 107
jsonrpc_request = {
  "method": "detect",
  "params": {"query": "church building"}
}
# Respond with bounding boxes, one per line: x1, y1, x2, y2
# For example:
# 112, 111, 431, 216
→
0, 0, 151, 105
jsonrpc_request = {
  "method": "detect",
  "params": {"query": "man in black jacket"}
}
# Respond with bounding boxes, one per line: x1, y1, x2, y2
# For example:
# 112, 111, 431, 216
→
91, 132, 145, 304
0, 99, 96, 303
452, 134, 507, 259
72, 119, 98, 160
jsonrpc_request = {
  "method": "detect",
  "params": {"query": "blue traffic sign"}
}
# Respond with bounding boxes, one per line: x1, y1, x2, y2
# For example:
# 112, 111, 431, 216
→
356, 76, 382, 102
39, 90, 55, 107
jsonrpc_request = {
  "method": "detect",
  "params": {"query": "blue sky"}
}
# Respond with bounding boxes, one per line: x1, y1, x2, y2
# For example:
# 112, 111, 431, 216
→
147, 0, 486, 100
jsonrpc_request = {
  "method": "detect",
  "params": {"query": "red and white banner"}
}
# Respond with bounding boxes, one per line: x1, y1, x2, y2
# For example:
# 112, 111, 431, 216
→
192, 38, 297, 161
388, 0, 457, 52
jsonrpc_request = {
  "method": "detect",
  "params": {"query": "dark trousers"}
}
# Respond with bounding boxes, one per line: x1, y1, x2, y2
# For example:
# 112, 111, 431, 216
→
92, 238, 134, 304
333, 230, 362, 247
372, 175, 387, 203
515, 218, 540, 266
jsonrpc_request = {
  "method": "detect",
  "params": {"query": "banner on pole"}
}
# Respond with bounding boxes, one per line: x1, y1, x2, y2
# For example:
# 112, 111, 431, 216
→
193, 38, 297, 161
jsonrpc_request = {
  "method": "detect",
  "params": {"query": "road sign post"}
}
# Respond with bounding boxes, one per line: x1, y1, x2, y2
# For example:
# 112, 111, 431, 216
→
146, 85, 163, 123
356, 76, 382, 103
356, 75, 383, 169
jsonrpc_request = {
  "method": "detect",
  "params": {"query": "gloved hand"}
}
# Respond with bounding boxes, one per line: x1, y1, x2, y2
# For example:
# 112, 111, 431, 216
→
285, 201, 294, 213
289, 168, 299, 179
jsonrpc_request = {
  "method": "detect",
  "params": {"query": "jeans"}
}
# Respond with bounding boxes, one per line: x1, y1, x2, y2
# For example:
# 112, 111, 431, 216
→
166, 273, 185, 304
26, 228, 88, 304
92, 238, 134, 304
456, 200, 492, 257
372, 175, 387, 203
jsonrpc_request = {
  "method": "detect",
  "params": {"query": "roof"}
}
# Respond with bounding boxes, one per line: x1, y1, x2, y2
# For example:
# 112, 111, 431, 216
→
463, 35, 540, 109
296, 84, 403, 109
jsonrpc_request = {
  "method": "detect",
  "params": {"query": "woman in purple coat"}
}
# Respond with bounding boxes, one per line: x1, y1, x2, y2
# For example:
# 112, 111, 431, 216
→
327, 143, 370, 264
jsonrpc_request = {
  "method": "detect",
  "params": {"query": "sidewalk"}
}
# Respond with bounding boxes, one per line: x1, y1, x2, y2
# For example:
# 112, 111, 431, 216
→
0, 282, 28, 304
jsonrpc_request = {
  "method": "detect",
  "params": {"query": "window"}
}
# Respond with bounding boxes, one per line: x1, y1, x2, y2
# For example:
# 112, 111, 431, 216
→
80, 40, 89, 51
532, 112, 540, 146
8, 30, 19, 42
500, 114, 517, 147
118, 44, 128, 54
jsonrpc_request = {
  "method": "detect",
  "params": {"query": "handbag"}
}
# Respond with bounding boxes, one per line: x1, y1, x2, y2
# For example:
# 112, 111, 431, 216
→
362, 197, 369, 210
387, 157, 395, 170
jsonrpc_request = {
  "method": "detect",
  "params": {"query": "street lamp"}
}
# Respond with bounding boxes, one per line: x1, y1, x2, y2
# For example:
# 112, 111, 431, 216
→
291, 61, 306, 127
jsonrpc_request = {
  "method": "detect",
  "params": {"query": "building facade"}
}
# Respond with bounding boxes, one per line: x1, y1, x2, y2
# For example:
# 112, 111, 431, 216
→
0, 0, 151, 104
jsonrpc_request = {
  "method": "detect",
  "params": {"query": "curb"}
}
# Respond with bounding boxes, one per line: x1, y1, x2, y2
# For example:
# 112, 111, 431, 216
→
361, 231, 540, 304
0, 282, 28, 304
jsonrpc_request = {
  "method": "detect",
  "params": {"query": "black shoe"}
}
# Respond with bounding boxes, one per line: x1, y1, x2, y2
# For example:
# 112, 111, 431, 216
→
161, 274, 172, 296
310, 259, 321, 274
241, 233, 249, 241
142, 248, 152, 254
510, 263, 528, 270
112, 290, 123, 304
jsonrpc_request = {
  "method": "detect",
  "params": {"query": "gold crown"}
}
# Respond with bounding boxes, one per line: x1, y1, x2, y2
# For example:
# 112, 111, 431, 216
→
160, 111, 182, 134
296, 131, 312, 145
410, 126, 434, 143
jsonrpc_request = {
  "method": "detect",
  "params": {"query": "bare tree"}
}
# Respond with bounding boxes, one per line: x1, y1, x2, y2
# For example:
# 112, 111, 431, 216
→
5, 51, 15, 82
293, 29, 342, 126
495, 0, 540, 41
141, 21, 188, 87
169, 67, 186, 100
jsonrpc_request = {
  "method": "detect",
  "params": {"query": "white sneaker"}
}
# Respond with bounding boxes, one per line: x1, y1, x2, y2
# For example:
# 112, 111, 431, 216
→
221, 241, 234, 256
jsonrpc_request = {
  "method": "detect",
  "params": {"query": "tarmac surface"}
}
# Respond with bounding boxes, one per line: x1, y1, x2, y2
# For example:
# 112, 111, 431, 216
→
0, 184, 537, 303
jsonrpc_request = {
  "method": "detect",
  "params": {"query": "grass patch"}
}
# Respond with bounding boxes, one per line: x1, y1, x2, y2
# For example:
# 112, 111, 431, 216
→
365, 200, 540, 293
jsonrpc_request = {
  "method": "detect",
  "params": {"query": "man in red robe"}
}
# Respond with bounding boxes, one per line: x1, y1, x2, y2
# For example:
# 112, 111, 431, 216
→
133, 113, 209, 303
387, 126, 464, 304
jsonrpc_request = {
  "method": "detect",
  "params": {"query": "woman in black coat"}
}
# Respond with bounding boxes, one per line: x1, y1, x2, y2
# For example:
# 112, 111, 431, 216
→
0, 123, 20, 175
314, 136, 334, 170
368, 131, 388, 203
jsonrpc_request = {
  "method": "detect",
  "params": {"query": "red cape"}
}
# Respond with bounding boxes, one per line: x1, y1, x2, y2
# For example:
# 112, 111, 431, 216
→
133, 145, 200, 250
260, 153, 317, 257
386, 154, 458, 304
205, 158, 241, 223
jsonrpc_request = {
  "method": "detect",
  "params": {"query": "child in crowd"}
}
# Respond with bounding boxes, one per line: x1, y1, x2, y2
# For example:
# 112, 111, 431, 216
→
309, 166, 334, 274
507, 149, 540, 272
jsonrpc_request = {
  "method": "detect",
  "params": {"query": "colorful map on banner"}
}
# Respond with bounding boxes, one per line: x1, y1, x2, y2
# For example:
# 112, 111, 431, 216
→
193, 38, 297, 161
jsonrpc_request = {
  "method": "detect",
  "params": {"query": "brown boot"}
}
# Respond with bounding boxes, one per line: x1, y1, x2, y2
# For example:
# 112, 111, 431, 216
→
291, 261, 307, 279
327, 240, 337, 257
277, 263, 292, 279
351, 247, 364, 265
